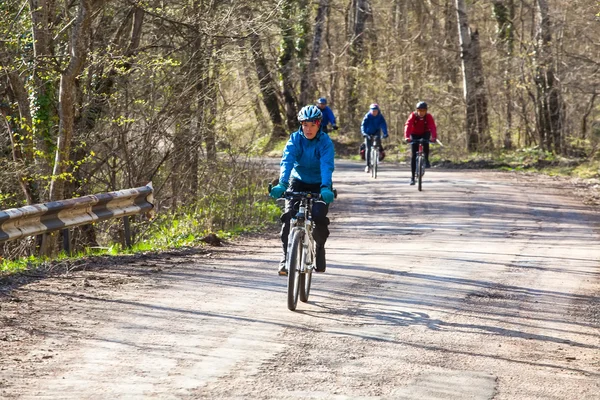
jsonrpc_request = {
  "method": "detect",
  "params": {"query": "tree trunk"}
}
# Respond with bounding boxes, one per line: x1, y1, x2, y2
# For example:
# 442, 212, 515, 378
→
28, 0, 55, 182
278, 1, 299, 131
455, 0, 490, 151
299, 0, 329, 106
493, 0, 515, 149
1, 69, 39, 204
205, 47, 219, 163
442, 0, 460, 86
581, 94, 597, 140
49, 0, 94, 202
534, 0, 563, 153
347, 0, 370, 130
249, 33, 286, 141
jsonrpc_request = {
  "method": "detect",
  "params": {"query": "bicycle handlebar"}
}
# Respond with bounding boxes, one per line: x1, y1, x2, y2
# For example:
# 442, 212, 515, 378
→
268, 184, 338, 199
405, 138, 438, 145
283, 191, 321, 199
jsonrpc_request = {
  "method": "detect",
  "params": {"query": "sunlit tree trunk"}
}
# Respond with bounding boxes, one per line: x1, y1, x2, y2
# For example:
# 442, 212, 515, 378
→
299, 0, 329, 106
347, 0, 370, 130
50, 0, 95, 202
455, 0, 490, 151
28, 0, 55, 183
493, 0, 515, 149
534, 0, 563, 153
278, 1, 299, 131
249, 33, 286, 141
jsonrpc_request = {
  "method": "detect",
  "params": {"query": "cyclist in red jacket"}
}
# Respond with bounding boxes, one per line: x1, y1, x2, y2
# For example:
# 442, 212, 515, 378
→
404, 101, 437, 185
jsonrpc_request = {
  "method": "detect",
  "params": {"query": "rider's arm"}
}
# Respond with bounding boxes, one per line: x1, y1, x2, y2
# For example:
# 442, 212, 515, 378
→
326, 107, 336, 126
427, 114, 437, 141
279, 133, 300, 185
381, 116, 388, 138
319, 137, 335, 189
404, 113, 415, 139
360, 114, 369, 136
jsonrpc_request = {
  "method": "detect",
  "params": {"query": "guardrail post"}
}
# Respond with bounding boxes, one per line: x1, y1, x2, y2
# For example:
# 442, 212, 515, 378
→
123, 216, 132, 249
62, 229, 71, 256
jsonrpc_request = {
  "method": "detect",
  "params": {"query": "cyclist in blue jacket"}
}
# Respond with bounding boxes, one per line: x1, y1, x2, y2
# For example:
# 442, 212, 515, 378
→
270, 105, 335, 276
361, 103, 388, 173
316, 97, 338, 133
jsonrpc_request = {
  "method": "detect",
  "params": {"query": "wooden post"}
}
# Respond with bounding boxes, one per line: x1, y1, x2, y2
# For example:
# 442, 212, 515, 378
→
123, 216, 132, 249
62, 229, 71, 256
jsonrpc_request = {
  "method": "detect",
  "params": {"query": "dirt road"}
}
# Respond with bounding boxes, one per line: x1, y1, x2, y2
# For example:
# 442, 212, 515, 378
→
1, 160, 599, 399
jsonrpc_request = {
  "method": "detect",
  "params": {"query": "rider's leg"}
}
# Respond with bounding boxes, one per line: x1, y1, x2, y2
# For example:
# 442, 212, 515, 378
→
424, 132, 431, 168
279, 206, 293, 275
410, 138, 418, 184
364, 136, 372, 172
311, 200, 330, 272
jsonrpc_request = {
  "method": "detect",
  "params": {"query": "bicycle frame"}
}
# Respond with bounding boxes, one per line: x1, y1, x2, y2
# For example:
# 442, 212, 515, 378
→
368, 135, 380, 162
408, 138, 435, 191
368, 135, 380, 178
286, 193, 317, 273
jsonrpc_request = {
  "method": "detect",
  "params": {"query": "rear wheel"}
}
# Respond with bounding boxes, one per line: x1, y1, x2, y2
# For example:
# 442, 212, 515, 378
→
417, 155, 423, 191
287, 229, 303, 311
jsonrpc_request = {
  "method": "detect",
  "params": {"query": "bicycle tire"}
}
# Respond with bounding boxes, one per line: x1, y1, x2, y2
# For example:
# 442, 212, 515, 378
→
370, 147, 376, 178
373, 147, 379, 179
417, 156, 423, 191
299, 261, 312, 303
287, 229, 303, 311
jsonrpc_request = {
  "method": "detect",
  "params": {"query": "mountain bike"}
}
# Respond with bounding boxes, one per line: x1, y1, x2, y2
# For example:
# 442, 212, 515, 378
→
282, 190, 319, 311
367, 135, 381, 179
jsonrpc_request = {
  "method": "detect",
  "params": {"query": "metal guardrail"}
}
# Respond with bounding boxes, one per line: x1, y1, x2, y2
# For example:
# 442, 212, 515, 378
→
0, 182, 154, 250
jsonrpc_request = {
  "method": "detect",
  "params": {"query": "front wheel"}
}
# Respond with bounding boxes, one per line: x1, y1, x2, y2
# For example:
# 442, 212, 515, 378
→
417, 155, 423, 191
287, 229, 303, 311
370, 147, 376, 178
373, 147, 379, 179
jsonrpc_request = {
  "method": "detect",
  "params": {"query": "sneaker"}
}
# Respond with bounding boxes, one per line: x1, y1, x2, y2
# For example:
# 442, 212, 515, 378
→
410, 179, 415, 185
278, 263, 288, 276
278, 256, 288, 276
425, 160, 431, 168
364, 166, 370, 173
315, 246, 326, 273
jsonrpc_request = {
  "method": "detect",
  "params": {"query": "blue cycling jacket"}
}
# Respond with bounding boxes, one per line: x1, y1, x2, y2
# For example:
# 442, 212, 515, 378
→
361, 111, 388, 137
321, 106, 336, 128
279, 128, 335, 188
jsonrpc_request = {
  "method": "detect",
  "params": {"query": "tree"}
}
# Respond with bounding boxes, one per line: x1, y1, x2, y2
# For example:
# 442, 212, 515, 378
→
299, 0, 329, 106
455, 0, 490, 151
493, 0, 515, 149
534, 0, 564, 152
49, 0, 97, 202
346, 0, 370, 129
249, 32, 286, 142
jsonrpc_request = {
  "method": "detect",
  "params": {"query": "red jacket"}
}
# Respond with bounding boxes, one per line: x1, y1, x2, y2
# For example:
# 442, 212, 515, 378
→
404, 112, 437, 141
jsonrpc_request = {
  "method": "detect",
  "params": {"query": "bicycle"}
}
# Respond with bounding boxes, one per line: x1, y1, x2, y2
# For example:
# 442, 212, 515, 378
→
407, 138, 440, 191
367, 135, 382, 179
281, 191, 318, 310
270, 186, 337, 311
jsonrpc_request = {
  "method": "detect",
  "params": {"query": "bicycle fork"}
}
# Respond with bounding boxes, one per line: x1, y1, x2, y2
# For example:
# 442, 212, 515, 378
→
418, 143, 425, 177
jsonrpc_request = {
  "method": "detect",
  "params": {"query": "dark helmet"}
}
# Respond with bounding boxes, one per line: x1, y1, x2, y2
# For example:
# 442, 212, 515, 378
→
416, 101, 428, 110
298, 105, 323, 122
369, 103, 380, 110
316, 97, 327, 104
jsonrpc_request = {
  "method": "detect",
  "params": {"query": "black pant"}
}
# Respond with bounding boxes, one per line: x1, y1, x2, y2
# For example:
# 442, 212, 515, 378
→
364, 135, 380, 166
280, 179, 330, 255
410, 132, 431, 178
